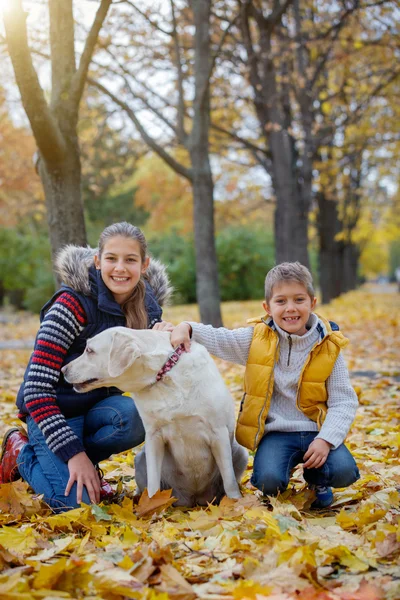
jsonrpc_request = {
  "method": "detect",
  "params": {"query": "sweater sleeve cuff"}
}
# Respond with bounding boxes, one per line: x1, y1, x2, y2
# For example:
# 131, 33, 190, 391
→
315, 431, 343, 450
53, 438, 86, 463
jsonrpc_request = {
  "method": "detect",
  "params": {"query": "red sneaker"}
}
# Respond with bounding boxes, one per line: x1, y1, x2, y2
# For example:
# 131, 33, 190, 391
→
96, 465, 116, 501
100, 478, 116, 500
0, 427, 28, 484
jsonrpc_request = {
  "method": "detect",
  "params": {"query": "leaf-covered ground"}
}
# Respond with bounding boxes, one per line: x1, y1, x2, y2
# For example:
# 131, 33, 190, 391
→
0, 286, 399, 599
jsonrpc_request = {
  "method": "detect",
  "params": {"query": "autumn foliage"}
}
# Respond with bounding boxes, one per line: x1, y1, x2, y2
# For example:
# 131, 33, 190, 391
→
0, 287, 399, 598
0, 88, 42, 226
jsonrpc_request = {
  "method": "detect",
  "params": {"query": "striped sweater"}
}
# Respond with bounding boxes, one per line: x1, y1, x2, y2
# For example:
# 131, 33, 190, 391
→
22, 292, 87, 461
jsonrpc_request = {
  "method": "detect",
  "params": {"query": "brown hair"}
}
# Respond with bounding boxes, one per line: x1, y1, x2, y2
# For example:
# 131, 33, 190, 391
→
98, 222, 148, 329
264, 262, 315, 303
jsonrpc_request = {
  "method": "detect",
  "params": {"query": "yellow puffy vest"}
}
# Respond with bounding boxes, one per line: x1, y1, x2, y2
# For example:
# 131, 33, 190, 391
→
235, 314, 349, 451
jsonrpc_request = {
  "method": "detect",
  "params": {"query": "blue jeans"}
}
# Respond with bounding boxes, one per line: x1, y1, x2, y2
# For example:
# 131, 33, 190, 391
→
17, 395, 145, 512
251, 431, 359, 495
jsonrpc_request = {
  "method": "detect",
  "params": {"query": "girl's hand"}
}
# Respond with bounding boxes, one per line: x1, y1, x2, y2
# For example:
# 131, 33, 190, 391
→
170, 322, 192, 352
153, 321, 175, 332
303, 439, 332, 469
65, 452, 101, 504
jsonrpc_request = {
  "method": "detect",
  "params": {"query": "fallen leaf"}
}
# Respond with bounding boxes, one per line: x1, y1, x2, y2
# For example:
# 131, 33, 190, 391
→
136, 489, 177, 518
156, 563, 197, 599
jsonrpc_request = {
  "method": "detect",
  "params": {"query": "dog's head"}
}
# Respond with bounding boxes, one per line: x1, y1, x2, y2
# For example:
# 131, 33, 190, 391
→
62, 327, 167, 393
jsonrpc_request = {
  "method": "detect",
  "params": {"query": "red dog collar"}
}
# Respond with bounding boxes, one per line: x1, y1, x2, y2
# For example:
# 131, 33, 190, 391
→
156, 344, 187, 382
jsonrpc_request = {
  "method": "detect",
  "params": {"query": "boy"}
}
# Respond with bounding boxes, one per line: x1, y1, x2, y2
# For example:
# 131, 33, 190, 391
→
170, 262, 359, 508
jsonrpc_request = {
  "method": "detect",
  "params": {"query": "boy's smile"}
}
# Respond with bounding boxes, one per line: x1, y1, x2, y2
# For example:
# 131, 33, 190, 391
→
263, 281, 317, 336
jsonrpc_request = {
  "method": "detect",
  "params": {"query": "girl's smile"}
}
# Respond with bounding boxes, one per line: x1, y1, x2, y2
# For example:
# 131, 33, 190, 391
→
94, 236, 149, 304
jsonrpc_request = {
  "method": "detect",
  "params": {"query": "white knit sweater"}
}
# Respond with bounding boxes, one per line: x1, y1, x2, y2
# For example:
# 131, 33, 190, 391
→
189, 313, 358, 449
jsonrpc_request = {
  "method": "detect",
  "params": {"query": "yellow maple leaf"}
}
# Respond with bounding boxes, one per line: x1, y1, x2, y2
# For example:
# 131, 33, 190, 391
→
232, 580, 273, 599
0, 481, 42, 517
0, 526, 38, 557
32, 556, 68, 590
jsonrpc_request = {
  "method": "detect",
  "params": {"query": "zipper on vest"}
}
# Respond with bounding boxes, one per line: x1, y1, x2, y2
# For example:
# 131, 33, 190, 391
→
255, 339, 279, 449
287, 335, 292, 366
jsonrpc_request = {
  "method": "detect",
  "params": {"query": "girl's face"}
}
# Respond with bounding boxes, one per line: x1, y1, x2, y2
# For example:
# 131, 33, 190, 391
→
94, 236, 149, 305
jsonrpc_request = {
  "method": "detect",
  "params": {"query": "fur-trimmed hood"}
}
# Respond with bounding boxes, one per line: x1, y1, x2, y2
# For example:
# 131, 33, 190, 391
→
55, 245, 173, 306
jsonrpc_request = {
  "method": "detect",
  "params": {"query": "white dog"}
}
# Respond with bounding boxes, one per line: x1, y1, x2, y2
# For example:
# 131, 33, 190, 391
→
62, 327, 248, 506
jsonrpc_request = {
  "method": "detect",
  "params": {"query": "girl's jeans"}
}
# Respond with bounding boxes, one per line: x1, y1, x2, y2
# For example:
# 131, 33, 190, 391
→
251, 431, 360, 495
17, 395, 145, 512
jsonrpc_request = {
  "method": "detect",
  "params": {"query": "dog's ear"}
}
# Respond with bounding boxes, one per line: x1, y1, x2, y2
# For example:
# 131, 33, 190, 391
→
108, 330, 142, 378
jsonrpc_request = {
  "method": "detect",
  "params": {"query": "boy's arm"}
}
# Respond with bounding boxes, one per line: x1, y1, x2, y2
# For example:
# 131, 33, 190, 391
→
172, 322, 253, 366
315, 353, 359, 449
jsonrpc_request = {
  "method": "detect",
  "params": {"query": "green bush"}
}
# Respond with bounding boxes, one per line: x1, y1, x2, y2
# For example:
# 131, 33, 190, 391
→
216, 227, 275, 301
148, 226, 275, 304
148, 232, 197, 304
389, 239, 400, 280
0, 221, 290, 311
0, 224, 54, 313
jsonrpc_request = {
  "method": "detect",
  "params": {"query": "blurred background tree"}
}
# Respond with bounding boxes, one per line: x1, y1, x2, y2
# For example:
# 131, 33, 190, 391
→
0, 0, 399, 319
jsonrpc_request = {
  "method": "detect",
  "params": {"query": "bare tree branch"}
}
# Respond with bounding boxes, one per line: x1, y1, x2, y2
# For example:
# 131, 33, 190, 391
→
118, 72, 179, 136
197, 11, 241, 108
122, 0, 172, 35
211, 122, 271, 159
266, 0, 294, 30
90, 78, 193, 181
70, 0, 112, 108
170, 0, 187, 143
309, 5, 354, 90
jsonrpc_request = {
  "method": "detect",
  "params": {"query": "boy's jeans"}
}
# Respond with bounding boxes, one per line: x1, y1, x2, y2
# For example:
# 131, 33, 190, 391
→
251, 431, 359, 495
17, 395, 145, 512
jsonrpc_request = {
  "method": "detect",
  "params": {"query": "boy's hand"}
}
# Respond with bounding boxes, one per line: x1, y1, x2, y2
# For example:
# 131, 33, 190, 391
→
170, 322, 192, 351
303, 439, 332, 469
153, 321, 174, 332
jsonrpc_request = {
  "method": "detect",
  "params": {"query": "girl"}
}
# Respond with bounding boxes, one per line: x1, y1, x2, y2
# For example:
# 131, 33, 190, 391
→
0, 222, 172, 511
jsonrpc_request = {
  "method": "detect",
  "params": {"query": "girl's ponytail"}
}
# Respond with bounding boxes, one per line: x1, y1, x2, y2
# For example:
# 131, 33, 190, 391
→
121, 278, 148, 329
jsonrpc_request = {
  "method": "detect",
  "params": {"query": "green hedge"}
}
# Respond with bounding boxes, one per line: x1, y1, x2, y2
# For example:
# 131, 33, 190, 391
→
149, 226, 275, 304
0, 224, 276, 311
0, 224, 54, 313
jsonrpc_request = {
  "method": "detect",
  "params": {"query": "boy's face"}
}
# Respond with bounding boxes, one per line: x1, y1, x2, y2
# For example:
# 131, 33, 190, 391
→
263, 281, 317, 336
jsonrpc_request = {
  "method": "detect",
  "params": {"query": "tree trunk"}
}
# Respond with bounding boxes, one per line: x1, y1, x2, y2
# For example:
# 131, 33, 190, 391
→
4, 0, 111, 279
0, 280, 5, 307
270, 130, 310, 266
342, 242, 359, 293
39, 148, 86, 271
190, 0, 222, 326
240, 2, 310, 268
317, 192, 343, 304
190, 152, 222, 326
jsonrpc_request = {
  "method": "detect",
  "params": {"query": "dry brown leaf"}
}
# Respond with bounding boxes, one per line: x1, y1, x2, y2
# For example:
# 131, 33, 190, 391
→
0, 481, 42, 517
156, 563, 197, 600
135, 488, 177, 518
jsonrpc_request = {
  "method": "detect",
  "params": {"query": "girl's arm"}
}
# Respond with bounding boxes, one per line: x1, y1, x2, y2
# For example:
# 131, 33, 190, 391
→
315, 353, 359, 449
171, 322, 253, 366
24, 292, 101, 503
24, 292, 87, 462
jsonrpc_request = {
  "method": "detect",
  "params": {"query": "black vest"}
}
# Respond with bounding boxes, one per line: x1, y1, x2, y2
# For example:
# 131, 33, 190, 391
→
17, 267, 162, 418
